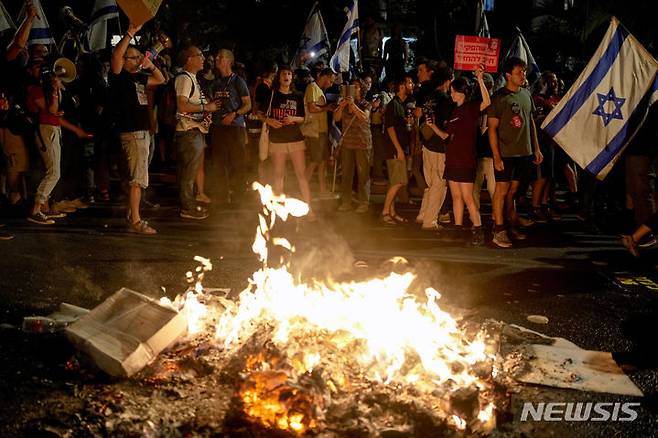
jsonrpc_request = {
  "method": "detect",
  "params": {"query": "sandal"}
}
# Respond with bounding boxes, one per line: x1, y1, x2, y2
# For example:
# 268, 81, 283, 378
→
380, 213, 397, 226
128, 220, 157, 235
391, 214, 408, 224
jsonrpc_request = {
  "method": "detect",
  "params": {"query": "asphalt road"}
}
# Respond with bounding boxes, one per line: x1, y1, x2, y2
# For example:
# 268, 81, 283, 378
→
0, 181, 657, 437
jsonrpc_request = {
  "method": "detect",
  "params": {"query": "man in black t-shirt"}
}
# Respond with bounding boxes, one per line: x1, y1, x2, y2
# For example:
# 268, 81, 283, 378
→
110, 21, 165, 235
416, 66, 454, 230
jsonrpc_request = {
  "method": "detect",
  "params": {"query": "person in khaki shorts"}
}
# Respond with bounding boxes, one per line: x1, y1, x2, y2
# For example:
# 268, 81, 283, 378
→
381, 75, 414, 225
110, 20, 165, 234
263, 67, 315, 220
303, 68, 335, 196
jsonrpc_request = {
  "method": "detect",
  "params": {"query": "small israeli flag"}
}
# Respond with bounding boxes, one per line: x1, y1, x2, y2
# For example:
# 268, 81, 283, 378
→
18, 0, 55, 45
292, 2, 331, 70
506, 29, 540, 85
0, 0, 15, 34
542, 18, 658, 180
493, 28, 539, 91
84, 0, 120, 52
330, 0, 359, 73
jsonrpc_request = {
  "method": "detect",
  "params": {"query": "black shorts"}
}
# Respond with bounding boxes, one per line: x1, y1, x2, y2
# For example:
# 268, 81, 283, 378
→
495, 156, 531, 183
536, 143, 555, 180
445, 167, 476, 183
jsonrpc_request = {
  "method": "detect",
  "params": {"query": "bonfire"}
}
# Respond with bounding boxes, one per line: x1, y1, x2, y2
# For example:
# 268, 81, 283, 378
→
164, 183, 499, 436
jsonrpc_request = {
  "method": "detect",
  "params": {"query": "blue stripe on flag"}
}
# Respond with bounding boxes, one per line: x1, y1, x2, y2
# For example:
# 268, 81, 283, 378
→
586, 75, 658, 175
336, 22, 358, 48
90, 5, 118, 23
29, 27, 52, 40
308, 41, 329, 53
543, 25, 629, 137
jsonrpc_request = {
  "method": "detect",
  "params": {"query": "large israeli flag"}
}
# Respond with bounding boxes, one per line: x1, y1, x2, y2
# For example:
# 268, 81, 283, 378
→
18, 0, 54, 45
0, 0, 15, 34
330, 0, 359, 73
292, 2, 330, 70
541, 17, 658, 180
84, 0, 120, 52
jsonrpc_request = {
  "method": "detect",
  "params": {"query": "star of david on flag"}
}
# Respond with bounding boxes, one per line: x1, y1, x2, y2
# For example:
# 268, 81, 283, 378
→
541, 17, 658, 180
593, 88, 625, 126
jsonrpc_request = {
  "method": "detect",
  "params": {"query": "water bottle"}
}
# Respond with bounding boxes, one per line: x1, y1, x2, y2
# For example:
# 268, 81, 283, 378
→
22, 316, 67, 334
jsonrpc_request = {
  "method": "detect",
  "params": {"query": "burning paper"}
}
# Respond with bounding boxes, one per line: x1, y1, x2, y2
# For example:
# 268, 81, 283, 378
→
204, 184, 498, 433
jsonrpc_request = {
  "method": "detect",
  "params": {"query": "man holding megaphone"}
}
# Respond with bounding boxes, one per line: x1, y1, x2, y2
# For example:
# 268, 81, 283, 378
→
26, 61, 92, 225
110, 20, 165, 235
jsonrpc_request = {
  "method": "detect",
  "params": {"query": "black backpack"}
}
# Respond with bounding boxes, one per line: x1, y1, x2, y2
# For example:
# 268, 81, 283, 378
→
159, 72, 195, 127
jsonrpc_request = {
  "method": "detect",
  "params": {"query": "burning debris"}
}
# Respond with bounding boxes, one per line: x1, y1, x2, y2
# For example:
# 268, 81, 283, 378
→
57, 184, 508, 435
177, 183, 499, 435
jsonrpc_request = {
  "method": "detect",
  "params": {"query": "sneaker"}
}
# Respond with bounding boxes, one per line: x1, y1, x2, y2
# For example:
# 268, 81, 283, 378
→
180, 207, 209, 220
128, 220, 157, 235
492, 230, 513, 248
509, 226, 527, 240
28, 212, 55, 225
0, 230, 13, 240
543, 206, 562, 221
439, 213, 451, 224
337, 203, 353, 212
142, 199, 160, 210
529, 208, 549, 224
355, 203, 369, 214
421, 221, 443, 231
515, 216, 534, 227
44, 210, 67, 219
621, 235, 640, 257
316, 192, 339, 200
471, 227, 485, 247
196, 193, 212, 204
637, 234, 657, 249
53, 200, 77, 213
70, 198, 89, 209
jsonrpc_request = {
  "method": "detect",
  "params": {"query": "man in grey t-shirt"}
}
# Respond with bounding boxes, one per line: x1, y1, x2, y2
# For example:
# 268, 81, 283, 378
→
487, 57, 542, 248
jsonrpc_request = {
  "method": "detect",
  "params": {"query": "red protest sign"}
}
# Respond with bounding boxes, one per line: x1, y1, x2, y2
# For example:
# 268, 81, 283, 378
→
454, 35, 501, 73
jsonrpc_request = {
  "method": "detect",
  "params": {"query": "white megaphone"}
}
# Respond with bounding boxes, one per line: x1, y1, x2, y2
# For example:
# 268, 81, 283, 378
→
53, 57, 77, 83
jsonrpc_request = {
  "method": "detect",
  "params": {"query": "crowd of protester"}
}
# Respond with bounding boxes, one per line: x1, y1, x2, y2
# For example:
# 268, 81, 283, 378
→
0, 7, 656, 255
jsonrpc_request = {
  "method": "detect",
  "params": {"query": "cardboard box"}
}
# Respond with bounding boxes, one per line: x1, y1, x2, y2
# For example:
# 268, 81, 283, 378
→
66, 288, 187, 377
116, 0, 163, 26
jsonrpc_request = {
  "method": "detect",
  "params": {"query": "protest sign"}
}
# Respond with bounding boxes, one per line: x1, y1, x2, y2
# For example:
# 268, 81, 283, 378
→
454, 35, 501, 72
